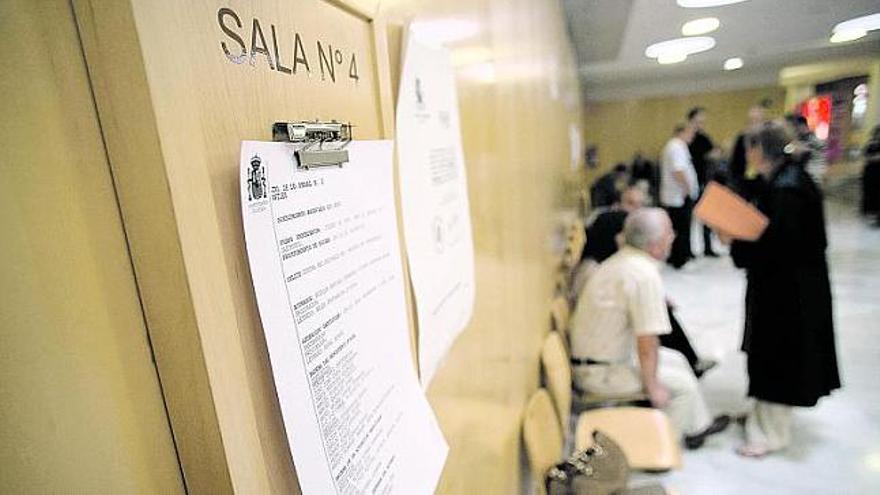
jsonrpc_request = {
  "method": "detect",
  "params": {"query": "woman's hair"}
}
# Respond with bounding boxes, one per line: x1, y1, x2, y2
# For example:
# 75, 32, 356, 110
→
746, 120, 796, 164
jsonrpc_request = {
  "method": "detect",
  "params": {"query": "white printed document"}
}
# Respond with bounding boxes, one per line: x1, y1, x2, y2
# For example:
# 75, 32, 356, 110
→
241, 140, 447, 494
396, 32, 476, 387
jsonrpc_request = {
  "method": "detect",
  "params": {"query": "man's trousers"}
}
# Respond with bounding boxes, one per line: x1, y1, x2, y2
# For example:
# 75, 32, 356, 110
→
573, 348, 712, 436
664, 202, 694, 268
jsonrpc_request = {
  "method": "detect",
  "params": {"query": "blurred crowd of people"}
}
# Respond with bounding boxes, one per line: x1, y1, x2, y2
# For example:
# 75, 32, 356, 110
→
586, 103, 853, 269
572, 105, 845, 457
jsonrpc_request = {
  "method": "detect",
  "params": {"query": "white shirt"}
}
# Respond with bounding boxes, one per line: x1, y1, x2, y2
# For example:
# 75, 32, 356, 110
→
659, 137, 698, 207
570, 246, 671, 364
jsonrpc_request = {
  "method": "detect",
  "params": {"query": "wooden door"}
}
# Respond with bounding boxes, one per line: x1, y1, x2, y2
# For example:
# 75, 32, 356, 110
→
71, 0, 394, 492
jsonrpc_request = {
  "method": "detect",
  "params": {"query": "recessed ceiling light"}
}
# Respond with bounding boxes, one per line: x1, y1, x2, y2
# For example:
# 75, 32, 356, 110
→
677, 0, 749, 8
645, 36, 716, 59
724, 57, 744, 70
830, 28, 867, 44
658, 52, 688, 64
682, 17, 721, 36
833, 13, 880, 34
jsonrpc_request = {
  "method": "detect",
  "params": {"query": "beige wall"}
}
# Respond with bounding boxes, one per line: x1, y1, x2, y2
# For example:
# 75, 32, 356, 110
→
0, 1, 183, 492
583, 86, 786, 179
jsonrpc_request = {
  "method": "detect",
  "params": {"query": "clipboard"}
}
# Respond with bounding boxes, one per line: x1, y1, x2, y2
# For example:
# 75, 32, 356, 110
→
272, 120, 352, 169
694, 181, 769, 241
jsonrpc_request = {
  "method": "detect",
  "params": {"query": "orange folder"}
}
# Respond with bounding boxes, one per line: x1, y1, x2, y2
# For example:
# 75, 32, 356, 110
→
694, 181, 769, 241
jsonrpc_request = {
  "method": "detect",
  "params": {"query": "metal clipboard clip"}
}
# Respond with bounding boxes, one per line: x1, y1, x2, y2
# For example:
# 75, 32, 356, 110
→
272, 121, 352, 170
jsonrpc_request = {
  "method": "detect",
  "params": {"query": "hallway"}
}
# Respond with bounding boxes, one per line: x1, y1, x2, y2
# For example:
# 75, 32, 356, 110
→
656, 199, 880, 493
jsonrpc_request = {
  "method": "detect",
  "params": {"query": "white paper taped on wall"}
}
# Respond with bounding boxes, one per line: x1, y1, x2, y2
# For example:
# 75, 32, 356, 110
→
396, 30, 476, 387
241, 140, 447, 494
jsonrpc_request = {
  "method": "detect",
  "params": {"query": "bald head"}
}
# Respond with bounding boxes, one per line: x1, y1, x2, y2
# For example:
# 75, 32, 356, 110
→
623, 208, 674, 261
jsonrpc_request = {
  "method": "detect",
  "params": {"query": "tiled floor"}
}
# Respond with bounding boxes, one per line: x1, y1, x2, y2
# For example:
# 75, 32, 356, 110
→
647, 199, 880, 494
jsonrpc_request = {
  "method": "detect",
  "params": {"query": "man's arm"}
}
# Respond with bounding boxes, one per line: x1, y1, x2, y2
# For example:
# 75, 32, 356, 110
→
672, 144, 694, 193
637, 335, 669, 408
673, 169, 691, 192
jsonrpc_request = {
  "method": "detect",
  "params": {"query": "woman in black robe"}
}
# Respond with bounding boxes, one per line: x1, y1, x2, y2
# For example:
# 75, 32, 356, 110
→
728, 121, 841, 457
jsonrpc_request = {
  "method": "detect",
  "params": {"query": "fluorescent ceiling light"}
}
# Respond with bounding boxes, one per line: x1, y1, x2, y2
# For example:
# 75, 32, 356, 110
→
682, 17, 720, 36
658, 52, 688, 64
409, 19, 480, 46
833, 13, 880, 34
830, 28, 867, 44
723, 57, 743, 70
645, 36, 716, 59
677, 0, 749, 8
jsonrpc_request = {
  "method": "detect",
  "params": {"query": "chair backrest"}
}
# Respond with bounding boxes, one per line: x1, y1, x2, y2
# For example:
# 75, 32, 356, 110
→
549, 296, 570, 343
568, 218, 586, 264
541, 331, 572, 431
561, 219, 586, 272
523, 388, 564, 495
554, 270, 569, 299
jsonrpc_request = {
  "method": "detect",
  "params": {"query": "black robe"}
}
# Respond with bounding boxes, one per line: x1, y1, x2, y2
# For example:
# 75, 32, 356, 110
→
731, 162, 841, 407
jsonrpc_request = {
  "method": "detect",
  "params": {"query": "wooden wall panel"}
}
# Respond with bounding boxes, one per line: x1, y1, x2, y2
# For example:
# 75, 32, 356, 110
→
379, 0, 585, 491
382, 0, 584, 398
583, 86, 786, 179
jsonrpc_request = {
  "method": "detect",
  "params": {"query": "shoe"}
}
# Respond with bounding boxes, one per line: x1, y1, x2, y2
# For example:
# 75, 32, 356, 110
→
684, 415, 731, 450
693, 358, 718, 379
736, 443, 770, 458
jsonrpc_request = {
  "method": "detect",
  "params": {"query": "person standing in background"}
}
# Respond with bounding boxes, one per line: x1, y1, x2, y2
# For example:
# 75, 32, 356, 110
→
787, 114, 827, 185
660, 124, 699, 269
727, 121, 840, 458
687, 107, 719, 257
730, 103, 770, 202
862, 125, 880, 227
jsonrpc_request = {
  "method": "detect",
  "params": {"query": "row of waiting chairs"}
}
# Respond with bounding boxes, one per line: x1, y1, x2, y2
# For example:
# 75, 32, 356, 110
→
526, 331, 681, 492
520, 219, 682, 493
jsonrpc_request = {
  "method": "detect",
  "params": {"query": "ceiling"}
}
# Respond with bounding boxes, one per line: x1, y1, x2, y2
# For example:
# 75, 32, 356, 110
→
563, 0, 880, 101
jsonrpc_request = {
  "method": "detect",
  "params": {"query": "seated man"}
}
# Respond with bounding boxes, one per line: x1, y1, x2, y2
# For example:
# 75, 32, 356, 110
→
590, 163, 629, 208
570, 208, 729, 449
579, 186, 716, 378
